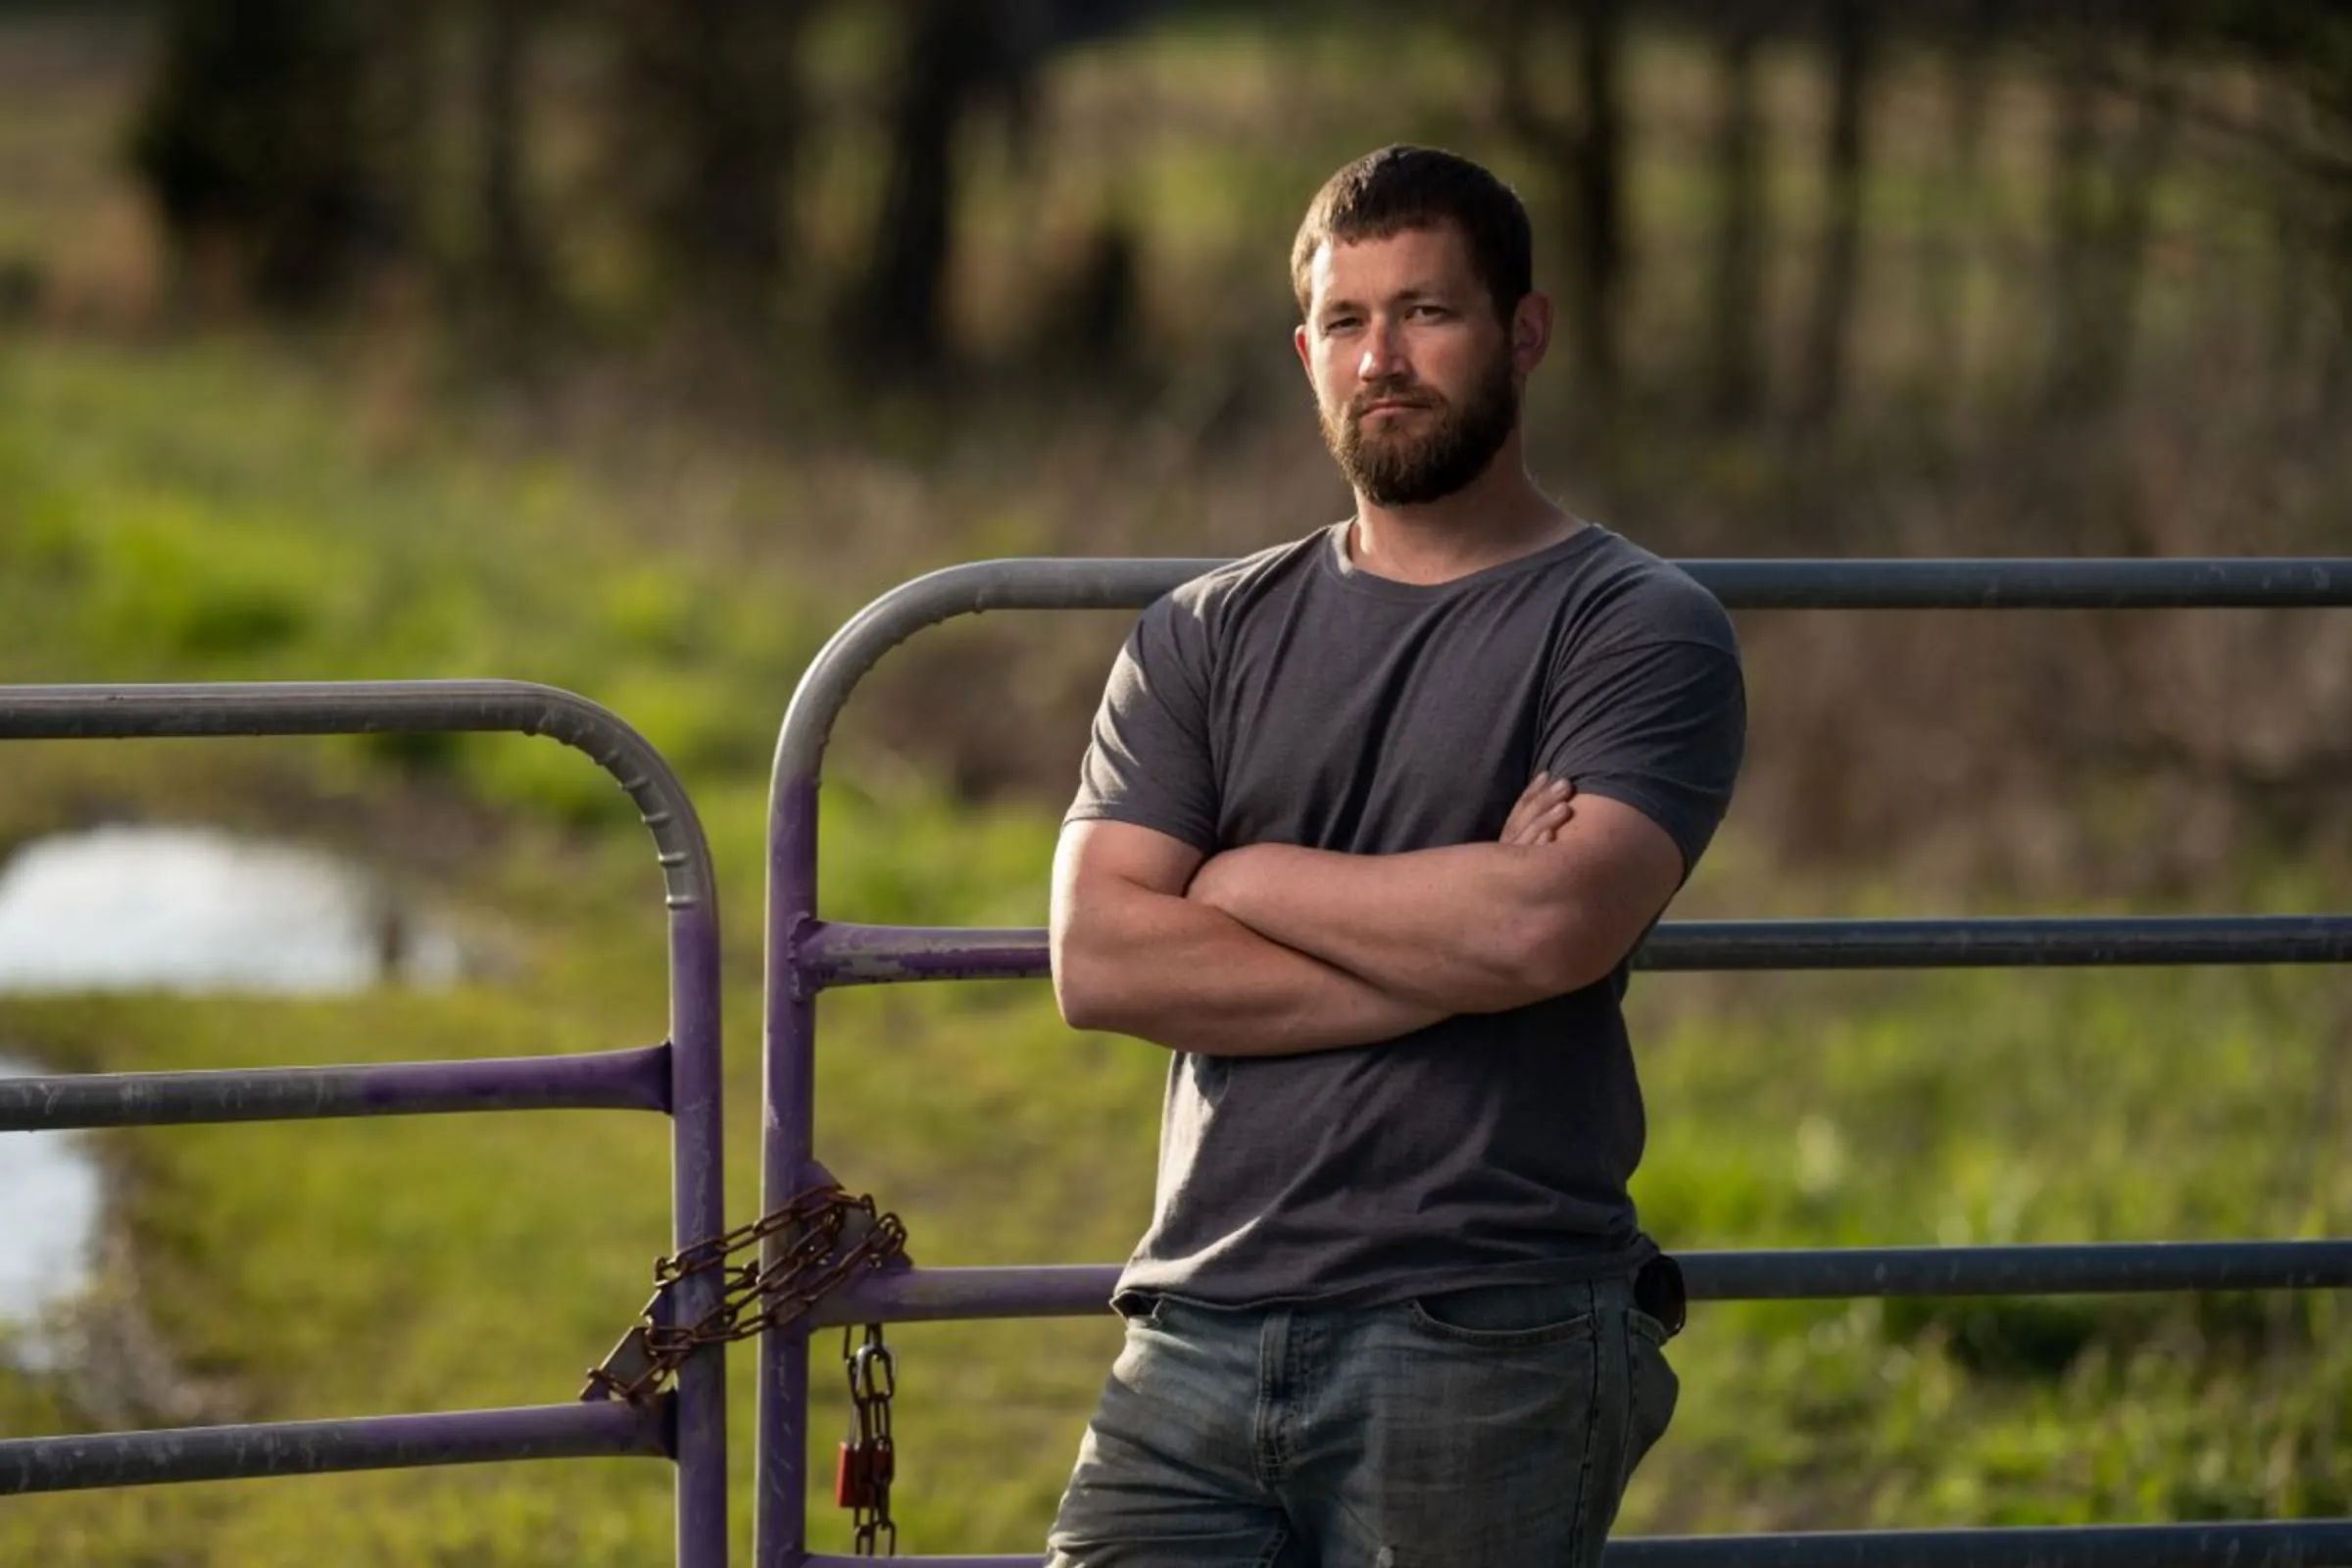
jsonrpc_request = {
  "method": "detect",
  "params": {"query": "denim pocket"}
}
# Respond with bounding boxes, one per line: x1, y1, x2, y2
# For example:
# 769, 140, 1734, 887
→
1628, 1307, 1674, 1348
1405, 1285, 1597, 1348
1624, 1305, 1681, 1473
1110, 1290, 1164, 1330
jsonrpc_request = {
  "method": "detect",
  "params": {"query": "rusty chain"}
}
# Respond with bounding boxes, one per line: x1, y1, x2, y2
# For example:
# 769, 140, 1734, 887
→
581, 1183, 908, 1550
581, 1184, 907, 1404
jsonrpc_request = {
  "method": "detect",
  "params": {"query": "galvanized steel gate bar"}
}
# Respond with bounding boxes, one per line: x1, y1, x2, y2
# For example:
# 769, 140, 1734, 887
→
762, 559, 2352, 1568
0, 681, 729, 1568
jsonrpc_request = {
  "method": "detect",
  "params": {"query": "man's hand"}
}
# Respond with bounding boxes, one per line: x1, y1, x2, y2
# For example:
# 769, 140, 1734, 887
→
1193, 771, 1575, 912
1500, 771, 1575, 846
1176, 775, 1684, 1015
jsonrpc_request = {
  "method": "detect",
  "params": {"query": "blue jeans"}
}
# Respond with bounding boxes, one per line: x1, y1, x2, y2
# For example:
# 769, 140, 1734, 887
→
1046, 1275, 1678, 1567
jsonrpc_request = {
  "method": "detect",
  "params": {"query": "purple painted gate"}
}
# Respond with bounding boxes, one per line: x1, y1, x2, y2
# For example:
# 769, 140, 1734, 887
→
0, 681, 729, 1568
759, 557, 2352, 1568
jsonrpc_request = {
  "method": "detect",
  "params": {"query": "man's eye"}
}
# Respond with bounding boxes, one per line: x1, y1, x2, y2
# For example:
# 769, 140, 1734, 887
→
1323, 317, 1359, 333
1413, 304, 1450, 319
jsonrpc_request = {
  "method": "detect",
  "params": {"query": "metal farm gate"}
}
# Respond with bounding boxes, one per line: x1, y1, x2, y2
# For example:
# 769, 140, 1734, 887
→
0, 683, 731, 1564
7, 558, 2352, 1567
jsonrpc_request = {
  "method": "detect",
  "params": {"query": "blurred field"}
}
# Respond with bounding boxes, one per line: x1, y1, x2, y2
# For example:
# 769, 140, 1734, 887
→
0, 5, 2348, 1562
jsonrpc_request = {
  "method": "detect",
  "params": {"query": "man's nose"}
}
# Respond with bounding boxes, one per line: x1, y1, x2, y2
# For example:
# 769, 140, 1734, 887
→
1358, 318, 1407, 381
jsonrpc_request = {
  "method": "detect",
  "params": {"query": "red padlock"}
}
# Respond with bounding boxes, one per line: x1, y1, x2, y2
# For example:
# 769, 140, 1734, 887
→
836, 1438, 894, 1509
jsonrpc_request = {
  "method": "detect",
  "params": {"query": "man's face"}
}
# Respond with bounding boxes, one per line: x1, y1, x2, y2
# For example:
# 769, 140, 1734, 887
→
1296, 223, 1525, 509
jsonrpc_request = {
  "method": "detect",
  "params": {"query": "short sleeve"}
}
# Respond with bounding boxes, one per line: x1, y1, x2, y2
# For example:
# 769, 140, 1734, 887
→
1064, 592, 1221, 853
1539, 614, 1746, 880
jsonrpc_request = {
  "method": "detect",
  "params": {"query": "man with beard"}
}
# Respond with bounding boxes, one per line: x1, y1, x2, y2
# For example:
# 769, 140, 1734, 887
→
1045, 145, 1745, 1567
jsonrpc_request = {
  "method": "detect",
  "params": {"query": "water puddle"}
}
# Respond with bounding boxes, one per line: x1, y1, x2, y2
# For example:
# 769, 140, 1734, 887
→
0, 823, 466, 995
0, 824, 470, 1369
0, 1052, 104, 1371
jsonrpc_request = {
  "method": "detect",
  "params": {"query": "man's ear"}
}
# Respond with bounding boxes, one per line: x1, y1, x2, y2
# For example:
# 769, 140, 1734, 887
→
1293, 321, 1312, 377
1510, 291, 1553, 376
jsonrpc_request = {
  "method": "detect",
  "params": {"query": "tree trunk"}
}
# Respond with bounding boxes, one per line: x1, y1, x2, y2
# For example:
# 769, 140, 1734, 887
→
1920, 0, 2001, 426
1703, 9, 1771, 427
1493, 0, 1631, 406
2308, 42, 2352, 417
1569, 0, 1630, 401
1793, 0, 1876, 432
2040, 15, 2178, 420
615, 0, 806, 329
858, 0, 998, 371
130, 0, 407, 311
2041, 26, 2100, 416
476, 0, 544, 312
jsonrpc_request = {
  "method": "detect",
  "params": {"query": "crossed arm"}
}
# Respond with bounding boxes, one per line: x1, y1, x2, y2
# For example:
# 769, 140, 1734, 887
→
1050, 774, 1688, 1056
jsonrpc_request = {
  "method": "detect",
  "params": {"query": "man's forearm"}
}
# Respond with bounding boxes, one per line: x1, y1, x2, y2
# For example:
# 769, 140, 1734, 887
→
1191, 841, 1606, 1013
1054, 883, 1444, 1056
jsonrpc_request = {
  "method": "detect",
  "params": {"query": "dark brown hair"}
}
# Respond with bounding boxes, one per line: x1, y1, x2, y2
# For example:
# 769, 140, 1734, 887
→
1290, 145, 1533, 323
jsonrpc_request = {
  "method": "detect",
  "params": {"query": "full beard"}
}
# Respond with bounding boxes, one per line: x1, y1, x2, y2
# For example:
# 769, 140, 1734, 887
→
1323, 360, 1520, 509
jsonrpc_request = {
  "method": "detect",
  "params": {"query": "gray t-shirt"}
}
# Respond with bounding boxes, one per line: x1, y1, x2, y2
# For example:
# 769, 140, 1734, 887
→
1067, 520, 1745, 1308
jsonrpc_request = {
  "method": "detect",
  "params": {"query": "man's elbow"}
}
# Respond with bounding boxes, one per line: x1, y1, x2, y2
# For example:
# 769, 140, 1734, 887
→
1054, 975, 1115, 1034
1496, 913, 1629, 1004
1050, 958, 1097, 1032
1050, 939, 1122, 1033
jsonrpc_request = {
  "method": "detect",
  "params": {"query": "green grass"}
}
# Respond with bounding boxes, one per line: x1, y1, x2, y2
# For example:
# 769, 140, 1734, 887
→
1627, 961, 2352, 1531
